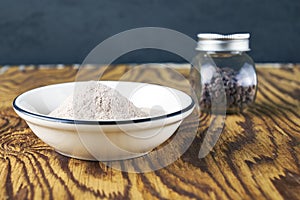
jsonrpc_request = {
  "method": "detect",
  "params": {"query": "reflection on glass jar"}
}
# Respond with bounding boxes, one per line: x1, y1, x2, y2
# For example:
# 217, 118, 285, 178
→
190, 33, 257, 113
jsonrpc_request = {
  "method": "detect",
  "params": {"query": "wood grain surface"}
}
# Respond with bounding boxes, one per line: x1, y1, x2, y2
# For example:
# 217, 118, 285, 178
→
0, 64, 299, 200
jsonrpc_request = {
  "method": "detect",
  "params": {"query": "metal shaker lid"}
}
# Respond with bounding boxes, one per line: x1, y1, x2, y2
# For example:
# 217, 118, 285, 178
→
196, 33, 250, 52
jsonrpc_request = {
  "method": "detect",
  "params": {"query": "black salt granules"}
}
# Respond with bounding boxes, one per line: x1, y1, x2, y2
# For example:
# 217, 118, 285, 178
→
200, 67, 256, 113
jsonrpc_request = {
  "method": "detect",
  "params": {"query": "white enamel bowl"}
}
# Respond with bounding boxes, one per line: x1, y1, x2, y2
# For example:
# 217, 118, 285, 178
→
13, 81, 195, 161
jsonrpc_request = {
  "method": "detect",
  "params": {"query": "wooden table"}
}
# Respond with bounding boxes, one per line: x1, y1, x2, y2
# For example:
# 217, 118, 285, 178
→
0, 64, 299, 200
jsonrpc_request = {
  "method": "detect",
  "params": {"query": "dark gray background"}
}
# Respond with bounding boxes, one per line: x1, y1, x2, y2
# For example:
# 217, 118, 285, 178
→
0, 0, 299, 65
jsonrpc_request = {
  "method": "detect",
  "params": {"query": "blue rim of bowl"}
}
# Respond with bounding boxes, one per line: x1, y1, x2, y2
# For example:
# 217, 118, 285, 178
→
13, 96, 195, 125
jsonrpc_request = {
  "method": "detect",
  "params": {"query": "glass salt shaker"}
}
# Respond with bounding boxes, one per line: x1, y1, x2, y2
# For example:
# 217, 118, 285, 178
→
190, 33, 257, 113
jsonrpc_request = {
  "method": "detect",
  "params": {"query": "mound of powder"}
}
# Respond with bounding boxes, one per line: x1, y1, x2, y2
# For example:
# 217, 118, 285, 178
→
49, 81, 148, 120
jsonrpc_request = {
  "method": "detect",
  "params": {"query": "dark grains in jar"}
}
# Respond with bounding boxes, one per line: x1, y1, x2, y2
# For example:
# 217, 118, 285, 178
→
200, 67, 256, 113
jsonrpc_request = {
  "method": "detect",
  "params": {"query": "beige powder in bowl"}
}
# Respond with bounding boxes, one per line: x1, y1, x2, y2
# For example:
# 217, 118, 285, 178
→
49, 81, 148, 120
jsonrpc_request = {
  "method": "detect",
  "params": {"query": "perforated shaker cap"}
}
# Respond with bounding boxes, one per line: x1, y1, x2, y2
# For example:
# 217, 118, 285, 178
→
196, 33, 250, 52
